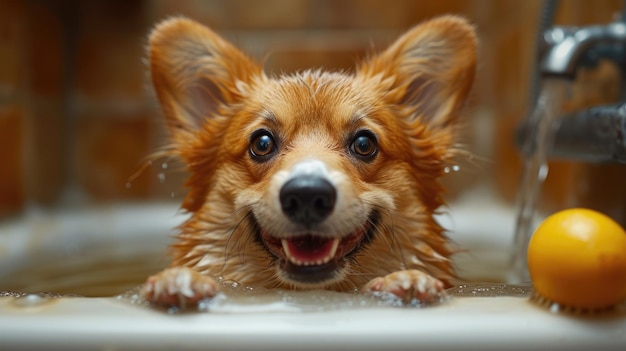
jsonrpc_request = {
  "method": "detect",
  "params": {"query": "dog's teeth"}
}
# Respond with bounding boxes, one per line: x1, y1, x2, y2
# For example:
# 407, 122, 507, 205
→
281, 238, 341, 266
328, 239, 339, 261
281, 239, 292, 259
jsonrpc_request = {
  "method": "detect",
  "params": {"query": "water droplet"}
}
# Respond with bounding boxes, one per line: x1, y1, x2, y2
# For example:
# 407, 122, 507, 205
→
444, 165, 460, 174
220, 279, 241, 290
538, 163, 549, 181
197, 298, 214, 312
11, 293, 53, 308
157, 172, 166, 184
550, 302, 560, 313
161, 162, 168, 170
446, 283, 532, 298
167, 306, 181, 314
116, 287, 151, 308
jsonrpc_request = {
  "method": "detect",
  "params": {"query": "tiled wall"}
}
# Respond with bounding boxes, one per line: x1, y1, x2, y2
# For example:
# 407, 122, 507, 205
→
0, 0, 624, 218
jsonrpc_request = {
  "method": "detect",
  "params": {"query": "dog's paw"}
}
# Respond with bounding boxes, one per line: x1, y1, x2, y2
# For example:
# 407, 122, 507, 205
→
362, 270, 446, 306
141, 267, 219, 308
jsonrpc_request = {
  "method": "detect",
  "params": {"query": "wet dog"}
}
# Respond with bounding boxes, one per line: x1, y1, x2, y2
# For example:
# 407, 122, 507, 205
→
141, 15, 476, 307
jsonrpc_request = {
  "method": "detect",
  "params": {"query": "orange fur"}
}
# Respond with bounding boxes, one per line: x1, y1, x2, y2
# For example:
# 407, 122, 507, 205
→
143, 15, 476, 305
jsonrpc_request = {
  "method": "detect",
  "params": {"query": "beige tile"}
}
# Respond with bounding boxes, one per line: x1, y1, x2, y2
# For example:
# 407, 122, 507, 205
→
26, 2, 64, 98
0, 104, 25, 217
75, 112, 153, 200
75, 31, 146, 102
0, 0, 26, 96
150, 0, 231, 28
491, 26, 532, 112
28, 101, 64, 206
265, 48, 365, 74
226, 0, 311, 29
324, 0, 469, 29
555, 0, 623, 25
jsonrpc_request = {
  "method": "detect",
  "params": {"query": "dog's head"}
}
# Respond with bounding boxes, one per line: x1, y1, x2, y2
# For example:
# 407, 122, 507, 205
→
149, 16, 476, 290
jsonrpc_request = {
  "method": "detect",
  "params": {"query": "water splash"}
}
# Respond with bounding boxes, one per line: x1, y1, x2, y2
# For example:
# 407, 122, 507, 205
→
157, 172, 166, 184
510, 79, 570, 283
443, 164, 461, 174
6, 292, 75, 308
446, 283, 533, 298
118, 281, 448, 314
11, 293, 53, 307
119, 282, 540, 314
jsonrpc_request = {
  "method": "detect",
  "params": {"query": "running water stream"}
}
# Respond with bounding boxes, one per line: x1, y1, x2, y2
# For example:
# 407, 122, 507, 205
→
510, 79, 570, 283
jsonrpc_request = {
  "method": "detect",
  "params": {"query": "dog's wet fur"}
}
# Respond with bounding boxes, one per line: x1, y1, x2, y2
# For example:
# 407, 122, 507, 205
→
141, 15, 477, 307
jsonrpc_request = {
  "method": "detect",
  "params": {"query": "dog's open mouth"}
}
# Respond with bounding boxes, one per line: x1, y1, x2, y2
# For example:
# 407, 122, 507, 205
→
259, 222, 373, 285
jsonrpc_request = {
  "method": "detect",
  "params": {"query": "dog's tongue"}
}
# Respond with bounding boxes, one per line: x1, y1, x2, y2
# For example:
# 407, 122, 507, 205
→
281, 236, 339, 266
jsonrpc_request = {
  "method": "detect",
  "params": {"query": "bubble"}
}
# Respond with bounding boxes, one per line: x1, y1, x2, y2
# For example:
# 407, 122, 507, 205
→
166, 305, 181, 314
11, 293, 54, 308
550, 302, 560, 313
220, 279, 242, 290
157, 172, 166, 184
538, 163, 549, 181
444, 164, 461, 174
446, 283, 533, 298
116, 286, 150, 308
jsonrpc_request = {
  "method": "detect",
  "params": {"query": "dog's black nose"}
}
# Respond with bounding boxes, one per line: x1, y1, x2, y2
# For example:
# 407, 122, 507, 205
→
280, 176, 336, 226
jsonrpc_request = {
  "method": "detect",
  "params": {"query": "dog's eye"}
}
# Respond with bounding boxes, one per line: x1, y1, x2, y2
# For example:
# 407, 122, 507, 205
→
350, 131, 378, 160
249, 130, 276, 160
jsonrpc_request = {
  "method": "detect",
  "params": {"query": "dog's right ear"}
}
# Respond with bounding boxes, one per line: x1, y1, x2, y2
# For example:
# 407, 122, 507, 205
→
149, 17, 261, 141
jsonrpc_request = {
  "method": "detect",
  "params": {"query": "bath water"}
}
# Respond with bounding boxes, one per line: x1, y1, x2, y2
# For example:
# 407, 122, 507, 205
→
118, 281, 533, 314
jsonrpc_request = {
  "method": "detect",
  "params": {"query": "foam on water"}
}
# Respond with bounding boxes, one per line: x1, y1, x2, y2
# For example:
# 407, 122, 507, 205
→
446, 283, 533, 298
117, 281, 539, 314
118, 279, 452, 314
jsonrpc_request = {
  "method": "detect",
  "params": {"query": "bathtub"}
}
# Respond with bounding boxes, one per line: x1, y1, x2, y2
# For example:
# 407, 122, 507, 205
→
1, 188, 625, 350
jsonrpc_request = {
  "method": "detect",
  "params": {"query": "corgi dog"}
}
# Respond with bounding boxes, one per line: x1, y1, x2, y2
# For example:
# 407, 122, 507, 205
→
141, 15, 476, 307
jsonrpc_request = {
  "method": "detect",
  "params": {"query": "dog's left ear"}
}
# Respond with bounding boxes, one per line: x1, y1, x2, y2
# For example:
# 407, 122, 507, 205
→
358, 15, 476, 129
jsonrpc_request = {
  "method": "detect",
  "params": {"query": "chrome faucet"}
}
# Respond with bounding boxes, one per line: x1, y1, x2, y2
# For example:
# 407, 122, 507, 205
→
541, 20, 626, 78
518, 15, 626, 164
